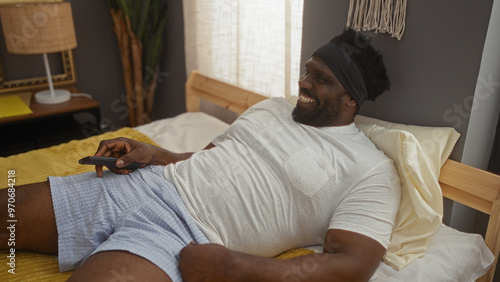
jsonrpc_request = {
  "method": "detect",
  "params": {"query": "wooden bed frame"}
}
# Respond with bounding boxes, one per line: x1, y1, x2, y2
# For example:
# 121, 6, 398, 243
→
185, 70, 500, 282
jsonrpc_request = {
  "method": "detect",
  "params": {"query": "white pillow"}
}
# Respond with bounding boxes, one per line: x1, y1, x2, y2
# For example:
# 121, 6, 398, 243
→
370, 224, 494, 282
135, 112, 230, 152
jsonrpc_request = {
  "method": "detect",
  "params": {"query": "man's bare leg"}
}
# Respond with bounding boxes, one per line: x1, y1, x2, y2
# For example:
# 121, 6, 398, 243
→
68, 251, 172, 282
2, 183, 173, 281
0, 181, 58, 255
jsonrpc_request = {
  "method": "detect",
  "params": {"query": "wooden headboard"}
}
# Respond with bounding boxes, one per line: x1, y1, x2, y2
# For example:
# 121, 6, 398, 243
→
185, 70, 500, 281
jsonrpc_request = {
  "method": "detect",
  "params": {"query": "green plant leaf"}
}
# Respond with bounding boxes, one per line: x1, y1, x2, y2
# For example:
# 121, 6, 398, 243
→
115, 0, 129, 16
136, 0, 151, 42
107, 0, 168, 88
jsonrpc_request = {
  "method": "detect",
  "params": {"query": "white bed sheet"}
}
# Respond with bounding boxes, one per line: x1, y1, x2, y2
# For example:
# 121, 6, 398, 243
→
135, 112, 495, 282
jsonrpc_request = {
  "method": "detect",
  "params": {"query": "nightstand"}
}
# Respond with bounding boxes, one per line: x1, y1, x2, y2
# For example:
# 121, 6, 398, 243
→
0, 93, 101, 157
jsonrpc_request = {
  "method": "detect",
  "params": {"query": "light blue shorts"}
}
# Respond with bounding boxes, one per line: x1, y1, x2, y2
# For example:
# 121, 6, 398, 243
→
49, 165, 209, 281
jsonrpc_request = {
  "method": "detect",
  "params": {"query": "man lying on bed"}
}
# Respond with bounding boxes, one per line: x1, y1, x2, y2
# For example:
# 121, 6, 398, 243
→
1, 29, 399, 282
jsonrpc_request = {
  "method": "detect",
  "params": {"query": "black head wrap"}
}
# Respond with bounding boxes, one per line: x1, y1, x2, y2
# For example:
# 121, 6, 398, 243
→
312, 42, 368, 105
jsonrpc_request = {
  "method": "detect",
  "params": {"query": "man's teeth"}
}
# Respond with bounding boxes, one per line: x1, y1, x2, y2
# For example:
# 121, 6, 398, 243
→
299, 94, 315, 103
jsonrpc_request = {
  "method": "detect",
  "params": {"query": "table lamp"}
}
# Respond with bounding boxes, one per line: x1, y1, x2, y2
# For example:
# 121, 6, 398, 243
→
0, 2, 77, 105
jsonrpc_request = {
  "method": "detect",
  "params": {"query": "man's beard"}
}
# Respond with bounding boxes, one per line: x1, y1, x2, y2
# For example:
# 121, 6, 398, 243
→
292, 95, 343, 127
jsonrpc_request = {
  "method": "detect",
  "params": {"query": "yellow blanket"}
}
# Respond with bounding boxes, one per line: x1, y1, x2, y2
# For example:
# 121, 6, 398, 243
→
0, 127, 307, 281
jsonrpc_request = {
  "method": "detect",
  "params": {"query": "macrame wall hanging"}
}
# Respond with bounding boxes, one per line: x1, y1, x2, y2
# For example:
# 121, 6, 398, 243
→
346, 0, 407, 40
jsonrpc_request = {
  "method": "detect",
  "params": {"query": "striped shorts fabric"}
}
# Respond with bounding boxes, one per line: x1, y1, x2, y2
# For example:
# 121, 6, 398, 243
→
48, 165, 209, 281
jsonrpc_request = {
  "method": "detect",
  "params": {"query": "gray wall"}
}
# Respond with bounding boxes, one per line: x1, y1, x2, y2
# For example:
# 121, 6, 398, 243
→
67, 0, 186, 130
451, 0, 500, 237
69, 0, 127, 130
462, 0, 500, 171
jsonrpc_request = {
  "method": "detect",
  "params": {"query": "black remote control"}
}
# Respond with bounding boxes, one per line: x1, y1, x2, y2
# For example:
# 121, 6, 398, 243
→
78, 156, 142, 170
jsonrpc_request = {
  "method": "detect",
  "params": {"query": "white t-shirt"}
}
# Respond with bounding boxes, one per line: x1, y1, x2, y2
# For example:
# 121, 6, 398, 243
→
164, 98, 400, 257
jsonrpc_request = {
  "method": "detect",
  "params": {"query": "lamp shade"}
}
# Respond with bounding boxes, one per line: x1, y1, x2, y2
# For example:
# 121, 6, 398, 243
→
0, 2, 77, 54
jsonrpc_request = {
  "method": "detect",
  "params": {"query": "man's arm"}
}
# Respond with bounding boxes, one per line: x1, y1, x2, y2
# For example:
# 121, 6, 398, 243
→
93, 137, 214, 177
179, 228, 385, 282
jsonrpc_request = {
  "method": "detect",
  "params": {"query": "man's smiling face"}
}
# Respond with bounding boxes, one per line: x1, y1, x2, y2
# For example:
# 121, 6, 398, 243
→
292, 56, 355, 127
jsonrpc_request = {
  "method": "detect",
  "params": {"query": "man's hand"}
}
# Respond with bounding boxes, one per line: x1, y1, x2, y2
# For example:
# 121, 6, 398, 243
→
179, 243, 239, 282
93, 137, 189, 177
93, 137, 157, 177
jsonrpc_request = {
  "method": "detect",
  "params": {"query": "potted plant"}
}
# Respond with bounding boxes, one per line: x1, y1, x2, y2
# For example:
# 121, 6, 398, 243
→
106, 0, 167, 126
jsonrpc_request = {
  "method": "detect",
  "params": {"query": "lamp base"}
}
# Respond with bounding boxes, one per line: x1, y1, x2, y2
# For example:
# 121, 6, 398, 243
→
35, 89, 71, 105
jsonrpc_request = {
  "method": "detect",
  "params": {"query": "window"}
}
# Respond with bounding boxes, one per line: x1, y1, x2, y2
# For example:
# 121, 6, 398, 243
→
184, 0, 304, 98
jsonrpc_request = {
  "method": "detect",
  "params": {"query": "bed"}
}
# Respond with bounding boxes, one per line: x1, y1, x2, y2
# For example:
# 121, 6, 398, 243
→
1, 71, 499, 281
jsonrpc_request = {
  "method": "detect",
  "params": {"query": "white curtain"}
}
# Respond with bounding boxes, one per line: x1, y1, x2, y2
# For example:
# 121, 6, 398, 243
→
183, 0, 304, 98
